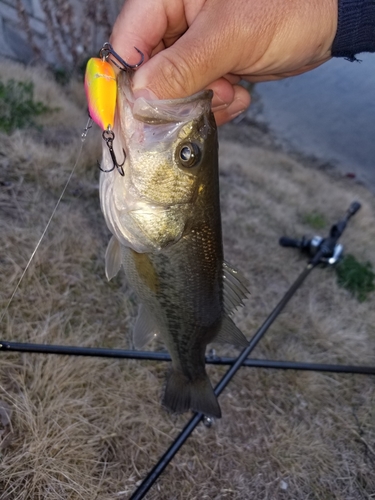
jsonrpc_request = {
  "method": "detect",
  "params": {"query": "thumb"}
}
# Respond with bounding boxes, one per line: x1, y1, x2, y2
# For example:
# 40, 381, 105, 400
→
132, 12, 235, 99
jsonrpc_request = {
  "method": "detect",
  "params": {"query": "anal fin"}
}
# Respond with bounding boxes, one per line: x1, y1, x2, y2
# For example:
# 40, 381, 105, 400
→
214, 316, 248, 348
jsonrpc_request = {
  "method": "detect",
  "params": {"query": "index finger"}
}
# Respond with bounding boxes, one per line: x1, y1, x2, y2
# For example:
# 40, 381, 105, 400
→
110, 0, 187, 66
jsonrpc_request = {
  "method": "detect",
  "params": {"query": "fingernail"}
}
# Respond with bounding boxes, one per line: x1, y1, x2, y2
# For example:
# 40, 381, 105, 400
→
230, 108, 246, 120
229, 98, 248, 119
132, 68, 158, 100
212, 103, 229, 113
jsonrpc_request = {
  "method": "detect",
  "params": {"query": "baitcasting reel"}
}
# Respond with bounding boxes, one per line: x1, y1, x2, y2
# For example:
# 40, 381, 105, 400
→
279, 201, 361, 266
279, 234, 344, 265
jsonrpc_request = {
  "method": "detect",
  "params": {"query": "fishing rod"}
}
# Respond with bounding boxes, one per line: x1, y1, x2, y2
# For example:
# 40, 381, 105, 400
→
1, 340, 374, 375
128, 200, 366, 500
0, 201, 361, 359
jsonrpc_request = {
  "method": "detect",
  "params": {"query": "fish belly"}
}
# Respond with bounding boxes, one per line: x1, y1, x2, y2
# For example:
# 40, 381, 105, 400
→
122, 232, 223, 418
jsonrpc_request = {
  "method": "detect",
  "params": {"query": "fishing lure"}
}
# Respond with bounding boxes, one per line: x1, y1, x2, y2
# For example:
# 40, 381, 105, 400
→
84, 42, 144, 175
84, 57, 117, 132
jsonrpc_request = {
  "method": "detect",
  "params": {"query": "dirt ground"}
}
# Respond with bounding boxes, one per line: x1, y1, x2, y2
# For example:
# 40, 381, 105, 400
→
0, 60, 374, 499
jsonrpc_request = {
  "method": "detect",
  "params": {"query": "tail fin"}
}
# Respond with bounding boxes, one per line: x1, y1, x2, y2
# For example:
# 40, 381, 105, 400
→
163, 369, 221, 419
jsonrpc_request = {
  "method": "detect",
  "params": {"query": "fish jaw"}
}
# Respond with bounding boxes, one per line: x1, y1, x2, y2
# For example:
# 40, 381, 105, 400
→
100, 168, 192, 252
99, 71, 216, 254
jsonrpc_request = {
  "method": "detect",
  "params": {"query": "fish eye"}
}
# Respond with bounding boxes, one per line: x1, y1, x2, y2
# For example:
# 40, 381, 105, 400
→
177, 142, 201, 168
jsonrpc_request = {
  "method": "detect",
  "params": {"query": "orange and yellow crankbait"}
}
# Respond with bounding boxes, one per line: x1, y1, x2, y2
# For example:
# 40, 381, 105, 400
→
84, 57, 117, 131
84, 43, 144, 133
84, 43, 144, 176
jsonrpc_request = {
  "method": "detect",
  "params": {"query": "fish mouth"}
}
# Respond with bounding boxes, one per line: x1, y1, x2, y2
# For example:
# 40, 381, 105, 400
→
117, 70, 213, 125
131, 90, 214, 125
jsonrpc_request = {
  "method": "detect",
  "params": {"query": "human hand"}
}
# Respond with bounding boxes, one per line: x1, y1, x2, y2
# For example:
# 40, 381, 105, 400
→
110, 0, 337, 125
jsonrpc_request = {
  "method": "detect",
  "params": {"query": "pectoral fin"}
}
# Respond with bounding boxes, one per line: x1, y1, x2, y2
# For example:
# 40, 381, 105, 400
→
133, 304, 159, 349
105, 236, 122, 281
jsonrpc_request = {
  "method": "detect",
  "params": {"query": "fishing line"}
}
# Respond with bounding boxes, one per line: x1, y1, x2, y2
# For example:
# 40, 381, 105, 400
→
0, 118, 93, 325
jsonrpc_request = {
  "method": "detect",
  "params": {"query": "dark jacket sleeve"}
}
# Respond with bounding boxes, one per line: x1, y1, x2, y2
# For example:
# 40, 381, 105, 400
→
332, 0, 375, 60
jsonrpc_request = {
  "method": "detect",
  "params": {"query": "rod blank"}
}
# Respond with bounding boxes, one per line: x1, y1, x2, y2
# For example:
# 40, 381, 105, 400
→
2, 340, 373, 375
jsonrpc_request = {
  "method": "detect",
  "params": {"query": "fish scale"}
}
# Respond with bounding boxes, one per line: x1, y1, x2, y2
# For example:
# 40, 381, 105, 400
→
99, 70, 249, 418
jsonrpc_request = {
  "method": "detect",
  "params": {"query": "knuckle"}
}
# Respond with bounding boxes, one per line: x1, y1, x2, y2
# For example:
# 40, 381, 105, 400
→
153, 51, 198, 98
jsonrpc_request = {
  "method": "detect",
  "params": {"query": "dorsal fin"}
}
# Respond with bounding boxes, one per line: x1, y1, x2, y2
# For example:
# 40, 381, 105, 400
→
105, 236, 122, 281
222, 261, 250, 314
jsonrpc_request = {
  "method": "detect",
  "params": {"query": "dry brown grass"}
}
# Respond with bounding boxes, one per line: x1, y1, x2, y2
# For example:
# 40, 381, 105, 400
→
0, 60, 374, 500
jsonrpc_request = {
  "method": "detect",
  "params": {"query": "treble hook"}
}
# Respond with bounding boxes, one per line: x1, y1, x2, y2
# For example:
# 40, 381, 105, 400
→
99, 42, 144, 71
100, 129, 126, 176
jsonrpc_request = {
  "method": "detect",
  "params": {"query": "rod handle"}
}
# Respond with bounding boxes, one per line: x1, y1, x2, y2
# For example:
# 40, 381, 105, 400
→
347, 201, 361, 218
279, 237, 302, 248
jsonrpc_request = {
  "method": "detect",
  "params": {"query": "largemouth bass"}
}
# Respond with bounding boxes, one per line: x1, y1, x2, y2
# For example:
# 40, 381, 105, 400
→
99, 70, 249, 418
